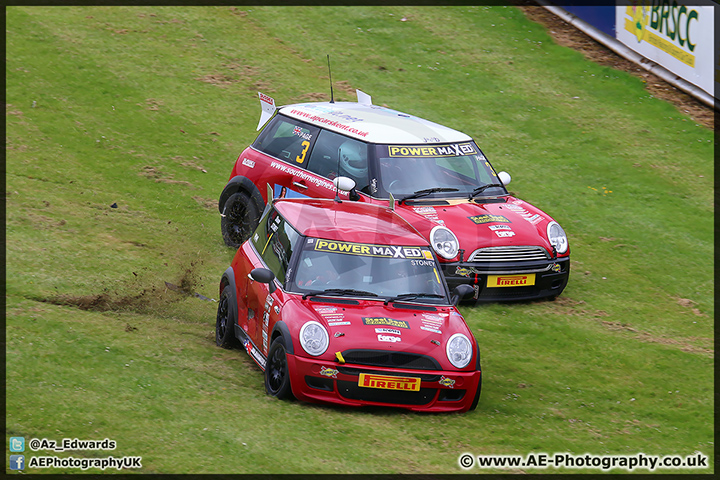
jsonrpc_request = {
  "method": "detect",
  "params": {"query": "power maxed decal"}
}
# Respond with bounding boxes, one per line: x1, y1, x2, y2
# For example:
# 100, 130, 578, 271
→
387, 142, 478, 158
313, 239, 427, 259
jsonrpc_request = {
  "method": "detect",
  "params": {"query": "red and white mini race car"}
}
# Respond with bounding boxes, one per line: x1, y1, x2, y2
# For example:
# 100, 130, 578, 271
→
216, 197, 482, 412
219, 91, 569, 302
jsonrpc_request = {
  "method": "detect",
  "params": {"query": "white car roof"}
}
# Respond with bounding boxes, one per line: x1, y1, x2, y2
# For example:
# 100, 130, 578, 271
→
278, 101, 472, 145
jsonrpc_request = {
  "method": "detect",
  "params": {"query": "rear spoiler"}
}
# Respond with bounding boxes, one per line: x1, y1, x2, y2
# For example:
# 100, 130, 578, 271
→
257, 92, 276, 131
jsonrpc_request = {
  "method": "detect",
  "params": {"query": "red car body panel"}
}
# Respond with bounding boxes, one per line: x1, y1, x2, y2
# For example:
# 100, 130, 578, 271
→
221, 199, 482, 412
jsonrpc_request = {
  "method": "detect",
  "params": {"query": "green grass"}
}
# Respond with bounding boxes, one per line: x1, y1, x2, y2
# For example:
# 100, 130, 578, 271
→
5, 5, 713, 474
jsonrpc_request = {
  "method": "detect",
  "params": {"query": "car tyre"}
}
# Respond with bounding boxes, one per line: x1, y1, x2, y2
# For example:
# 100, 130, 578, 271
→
221, 191, 261, 248
265, 337, 293, 400
215, 286, 237, 349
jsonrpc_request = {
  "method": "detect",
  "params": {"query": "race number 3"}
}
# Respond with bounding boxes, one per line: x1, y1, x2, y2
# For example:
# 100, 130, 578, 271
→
296, 140, 310, 164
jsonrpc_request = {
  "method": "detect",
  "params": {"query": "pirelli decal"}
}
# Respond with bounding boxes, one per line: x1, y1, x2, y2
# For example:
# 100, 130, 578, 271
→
313, 239, 427, 259
468, 214, 511, 224
359, 373, 421, 391
362, 317, 410, 329
388, 142, 478, 158
487, 274, 536, 287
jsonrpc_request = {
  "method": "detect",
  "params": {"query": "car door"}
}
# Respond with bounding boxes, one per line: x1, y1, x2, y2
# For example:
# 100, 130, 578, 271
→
305, 129, 372, 197
247, 207, 301, 355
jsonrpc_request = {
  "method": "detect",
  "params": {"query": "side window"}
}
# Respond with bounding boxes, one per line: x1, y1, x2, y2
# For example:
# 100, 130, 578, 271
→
253, 116, 319, 167
306, 130, 370, 192
251, 208, 300, 286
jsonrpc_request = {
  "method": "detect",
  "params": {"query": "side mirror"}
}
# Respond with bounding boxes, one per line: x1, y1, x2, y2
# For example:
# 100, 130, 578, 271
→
451, 284, 474, 305
333, 176, 356, 192
250, 267, 277, 294
498, 171, 511, 187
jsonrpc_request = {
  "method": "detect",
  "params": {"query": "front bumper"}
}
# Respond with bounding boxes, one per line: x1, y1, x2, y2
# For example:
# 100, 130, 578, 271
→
443, 256, 570, 302
286, 354, 482, 413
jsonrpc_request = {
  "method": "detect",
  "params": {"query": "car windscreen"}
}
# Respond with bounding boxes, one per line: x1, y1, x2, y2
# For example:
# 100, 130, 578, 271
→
289, 238, 448, 304
372, 142, 506, 199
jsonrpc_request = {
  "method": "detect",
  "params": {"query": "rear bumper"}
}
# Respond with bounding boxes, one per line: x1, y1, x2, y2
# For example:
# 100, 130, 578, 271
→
443, 257, 570, 302
286, 355, 481, 413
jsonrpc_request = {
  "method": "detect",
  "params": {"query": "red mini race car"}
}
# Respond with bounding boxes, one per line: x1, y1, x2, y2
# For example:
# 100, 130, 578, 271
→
219, 91, 569, 302
216, 196, 482, 413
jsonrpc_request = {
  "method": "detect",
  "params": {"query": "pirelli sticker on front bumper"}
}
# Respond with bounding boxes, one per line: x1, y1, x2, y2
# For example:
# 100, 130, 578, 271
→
359, 373, 421, 391
487, 274, 536, 288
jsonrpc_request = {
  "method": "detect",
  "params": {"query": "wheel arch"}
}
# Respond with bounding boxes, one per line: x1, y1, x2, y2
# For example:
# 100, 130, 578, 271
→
218, 175, 265, 214
270, 321, 294, 355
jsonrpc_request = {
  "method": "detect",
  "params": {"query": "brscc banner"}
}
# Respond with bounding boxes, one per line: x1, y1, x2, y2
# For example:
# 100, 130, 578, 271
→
616, 0, 715, 97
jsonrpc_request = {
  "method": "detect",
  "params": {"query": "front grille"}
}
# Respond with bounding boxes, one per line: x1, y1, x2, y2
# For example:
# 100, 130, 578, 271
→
336, 380, 437, 405
468, 246, 550, 263
341, 350, 441, 371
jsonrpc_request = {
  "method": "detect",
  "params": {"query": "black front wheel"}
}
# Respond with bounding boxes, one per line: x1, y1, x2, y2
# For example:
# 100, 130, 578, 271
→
221, 191, 261, 248
215, 287, 236, 348
264, 337, 293, 400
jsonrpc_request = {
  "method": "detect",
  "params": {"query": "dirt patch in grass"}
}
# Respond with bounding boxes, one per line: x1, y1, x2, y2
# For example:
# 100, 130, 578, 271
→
601, 321, 713, 356
516, 4, 714, 130
196, 74, 237, 87
192, 196, 216, 210
6, 103, 24, 116
674, 297, 706, 317
40, 261, 212, 314
291, 80, 358, 104
546, 296, 712, 355
174, 156, 208, 173
139, 165, 194, 187
292, 92, 332, 102
25, 211, 67, 229
138, 98, 163, 111
548, 296, 609, 318
196, 64, 270, 91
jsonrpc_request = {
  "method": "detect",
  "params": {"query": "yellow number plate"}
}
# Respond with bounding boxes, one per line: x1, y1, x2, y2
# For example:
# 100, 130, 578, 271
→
358, 373, 421, 391
487, 274, 536, 288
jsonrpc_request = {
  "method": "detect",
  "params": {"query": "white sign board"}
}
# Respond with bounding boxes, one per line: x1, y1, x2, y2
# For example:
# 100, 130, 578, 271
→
615, 0, 715, 97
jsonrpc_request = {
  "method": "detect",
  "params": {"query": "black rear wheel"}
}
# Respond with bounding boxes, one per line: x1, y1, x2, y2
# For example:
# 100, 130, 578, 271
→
221, 191, 261, 248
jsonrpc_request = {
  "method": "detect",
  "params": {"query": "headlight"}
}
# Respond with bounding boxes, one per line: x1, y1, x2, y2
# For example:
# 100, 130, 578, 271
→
430, 226, 459, 260
446, 333, 473, 369
546, 221, 568, 254
299, 321, 329, 356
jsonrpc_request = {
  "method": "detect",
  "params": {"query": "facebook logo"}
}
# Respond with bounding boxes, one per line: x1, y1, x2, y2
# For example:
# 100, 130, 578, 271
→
9, 436, 25, 452
10, 455, 25, 470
